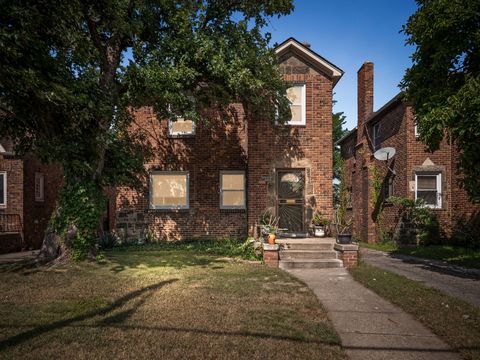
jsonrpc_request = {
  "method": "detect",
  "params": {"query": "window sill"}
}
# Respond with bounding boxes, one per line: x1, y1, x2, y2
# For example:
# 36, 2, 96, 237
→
148, 207, 190, 212
168, 134, 195, 139
220, 208, 246, 213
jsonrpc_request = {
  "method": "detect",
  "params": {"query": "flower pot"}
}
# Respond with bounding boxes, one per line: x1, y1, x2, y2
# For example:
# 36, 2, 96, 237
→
268, 233, 276, 245
313, 226, 325, 237
337, 234, 352, 244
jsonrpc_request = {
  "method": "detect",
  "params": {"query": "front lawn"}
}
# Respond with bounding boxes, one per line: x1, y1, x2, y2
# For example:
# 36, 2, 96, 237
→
350, 262, 480, 360
0, 244, 346, 360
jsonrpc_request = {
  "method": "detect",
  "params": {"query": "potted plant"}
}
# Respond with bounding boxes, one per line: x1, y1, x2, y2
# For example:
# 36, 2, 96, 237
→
259, 210, 279, 245
311, 211, 330, 237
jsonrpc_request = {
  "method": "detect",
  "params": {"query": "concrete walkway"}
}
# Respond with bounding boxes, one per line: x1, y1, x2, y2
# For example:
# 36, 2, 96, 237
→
361, 248, 480, 308
286, 267, 460, 360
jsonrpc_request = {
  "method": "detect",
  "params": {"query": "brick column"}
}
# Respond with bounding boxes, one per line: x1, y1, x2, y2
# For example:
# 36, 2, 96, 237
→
263, 244, 280, 268
334, 243, 359, 268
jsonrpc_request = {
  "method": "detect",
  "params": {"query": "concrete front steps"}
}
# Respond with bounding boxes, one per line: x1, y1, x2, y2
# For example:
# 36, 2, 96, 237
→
276, 237, 343, 269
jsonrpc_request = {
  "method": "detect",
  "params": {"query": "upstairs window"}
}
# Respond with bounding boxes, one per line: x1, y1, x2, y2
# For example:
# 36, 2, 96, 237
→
415, 173, 442, 209
286, 84, 306, 125
373, 122, 381, 150
0, 171, 6, 206
220, 171, 246, 209
35, 173, 45, 202
414, 117, 420, 138
168, 118, 195, 137
382, 174, 394, 200
150, 171, 189, 209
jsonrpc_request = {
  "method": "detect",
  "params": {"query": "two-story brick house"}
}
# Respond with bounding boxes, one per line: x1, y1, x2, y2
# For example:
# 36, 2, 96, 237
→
0, 138, 62, 253
111, 38, 344, 241
338, 62, 480, 244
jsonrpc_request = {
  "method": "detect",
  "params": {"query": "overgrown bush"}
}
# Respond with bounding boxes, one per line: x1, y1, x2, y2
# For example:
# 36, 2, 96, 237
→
387, 196, 441, 246
453, 213, 480, 249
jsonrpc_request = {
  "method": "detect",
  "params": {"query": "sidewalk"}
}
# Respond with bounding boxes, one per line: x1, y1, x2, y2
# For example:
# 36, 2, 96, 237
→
361, 248, 480, 308
286, 267, 459, 360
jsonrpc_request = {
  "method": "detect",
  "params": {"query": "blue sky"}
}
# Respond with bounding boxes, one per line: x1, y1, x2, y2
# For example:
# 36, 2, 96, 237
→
266, 0, 418, 130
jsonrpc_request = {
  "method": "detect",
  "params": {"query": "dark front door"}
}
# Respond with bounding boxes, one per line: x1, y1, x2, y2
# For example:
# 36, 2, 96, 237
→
277, 169, 305, 233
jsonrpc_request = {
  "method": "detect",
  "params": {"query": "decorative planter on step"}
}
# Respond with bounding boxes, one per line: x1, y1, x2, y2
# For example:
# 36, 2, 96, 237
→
337, 234, 352, 244
313, 226, 325, 237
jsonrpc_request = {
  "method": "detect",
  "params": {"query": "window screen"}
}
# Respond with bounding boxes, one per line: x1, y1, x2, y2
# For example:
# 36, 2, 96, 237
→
286, 84, 306, 125
220, 172, 246, 208
416, 173, 441, 208
168, 118, 195, 136
150, 172, 189, 209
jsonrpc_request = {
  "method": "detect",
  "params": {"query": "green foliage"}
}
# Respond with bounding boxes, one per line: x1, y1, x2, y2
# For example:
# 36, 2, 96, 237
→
0, 0, 294, 257
332, 100, 348, 205
387, 196, 441, 246
259, 210, 279, 235
311, 211, 330, 227
49, 180, 105, 260
335, 162, 352, 234
401, 0, 480, 202
452, 213, 480, 249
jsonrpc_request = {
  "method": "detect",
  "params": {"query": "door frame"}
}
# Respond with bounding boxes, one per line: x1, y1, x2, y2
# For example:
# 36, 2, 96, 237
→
275, 168, 306, 234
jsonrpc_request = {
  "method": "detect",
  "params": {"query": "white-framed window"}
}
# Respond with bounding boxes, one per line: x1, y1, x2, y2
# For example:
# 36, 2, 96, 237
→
149, 171, 189, 209
286, 83, 306, 125
220, 171, 246, 209
414, 116, 420, 138
35, 172, 45, 202
415, 173, 442, 208
168, 118, 195, 137
0, 171, 6, 207
373, 122, 381, 150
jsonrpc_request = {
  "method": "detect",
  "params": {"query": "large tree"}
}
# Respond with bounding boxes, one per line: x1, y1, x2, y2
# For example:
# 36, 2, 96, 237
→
401, 0, 480, 202
0, 0, 293, 260
332, 102, 348, 205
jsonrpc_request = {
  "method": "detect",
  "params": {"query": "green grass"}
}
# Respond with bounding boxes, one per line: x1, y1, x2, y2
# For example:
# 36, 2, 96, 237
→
394, 245, 480, 269
0, 246, 345, 360
359, 241, 398, 252
350, 262, 480, 360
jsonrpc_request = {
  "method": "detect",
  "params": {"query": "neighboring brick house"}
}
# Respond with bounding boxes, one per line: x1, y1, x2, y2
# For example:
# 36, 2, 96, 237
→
112, 38, 344, 241
0, 138, 62, 253
338, 62, 480, 243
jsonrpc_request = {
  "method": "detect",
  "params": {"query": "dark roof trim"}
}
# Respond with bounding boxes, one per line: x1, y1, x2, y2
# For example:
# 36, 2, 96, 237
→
335, 127, 357, 146
364, 92, 404, 125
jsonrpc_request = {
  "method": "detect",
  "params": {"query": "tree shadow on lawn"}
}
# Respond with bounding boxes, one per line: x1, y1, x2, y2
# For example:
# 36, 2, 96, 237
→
0, 278, 178, 351
106, 250, 230, 273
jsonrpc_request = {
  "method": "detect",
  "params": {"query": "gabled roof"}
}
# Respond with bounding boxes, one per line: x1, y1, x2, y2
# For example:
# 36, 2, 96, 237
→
336, 127, 357, 146
275, 37, 344, 87
365, 92, 404, 125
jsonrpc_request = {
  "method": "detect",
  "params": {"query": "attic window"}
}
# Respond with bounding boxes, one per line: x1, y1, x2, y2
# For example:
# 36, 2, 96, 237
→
373, 123, 381, 150
286, 84, 306, 125
168, 118, 195, 137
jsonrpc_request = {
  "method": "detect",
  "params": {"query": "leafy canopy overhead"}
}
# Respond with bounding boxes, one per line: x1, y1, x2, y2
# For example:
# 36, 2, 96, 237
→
401, 0, 480, 202
0, 0, 294, 185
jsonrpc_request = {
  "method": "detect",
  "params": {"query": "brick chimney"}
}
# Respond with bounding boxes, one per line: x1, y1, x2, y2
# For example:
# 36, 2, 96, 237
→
357, 62, 374, 144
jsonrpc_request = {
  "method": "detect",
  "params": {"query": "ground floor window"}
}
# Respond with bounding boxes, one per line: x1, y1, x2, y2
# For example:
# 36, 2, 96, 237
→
150, 171, 189, 209
220, 171, 246, 209
415, 173, 441, 208
0, 171, 5, 206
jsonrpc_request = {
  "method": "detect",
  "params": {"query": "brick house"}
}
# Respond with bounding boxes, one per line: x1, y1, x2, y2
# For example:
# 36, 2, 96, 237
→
0, 138, 62, 253
111, 38, 344, 241
337, 62, 480, 244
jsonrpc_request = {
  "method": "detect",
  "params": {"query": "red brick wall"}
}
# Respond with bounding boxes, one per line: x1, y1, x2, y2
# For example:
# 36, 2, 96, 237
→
114, 106, 248, 241
247, 51, 334, 234
0, 154, 24, 253
23, 156, 63, 249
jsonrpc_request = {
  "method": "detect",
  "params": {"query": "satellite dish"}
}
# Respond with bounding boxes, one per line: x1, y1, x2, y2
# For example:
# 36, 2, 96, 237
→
374, 147, 396, 161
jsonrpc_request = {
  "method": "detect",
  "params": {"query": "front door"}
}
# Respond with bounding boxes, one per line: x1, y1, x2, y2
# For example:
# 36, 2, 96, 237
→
277, 169, 305, 234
